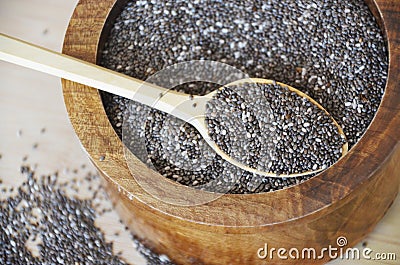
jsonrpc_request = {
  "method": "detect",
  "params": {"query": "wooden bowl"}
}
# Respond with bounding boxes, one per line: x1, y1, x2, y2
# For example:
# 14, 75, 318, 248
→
62, 0, 400, 264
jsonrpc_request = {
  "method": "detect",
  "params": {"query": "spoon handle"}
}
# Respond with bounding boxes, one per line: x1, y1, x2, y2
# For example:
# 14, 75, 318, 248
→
0, 33, 188, 115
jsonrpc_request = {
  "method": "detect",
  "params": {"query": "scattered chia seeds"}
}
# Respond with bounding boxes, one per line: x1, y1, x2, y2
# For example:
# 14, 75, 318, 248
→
1, 151, 174, 264
1, 166, 125, 265
100, 0, 388, 193
205, 82, 346, 175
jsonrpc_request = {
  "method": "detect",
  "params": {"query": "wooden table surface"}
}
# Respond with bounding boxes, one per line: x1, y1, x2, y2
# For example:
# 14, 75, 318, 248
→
0, 1, 398, 264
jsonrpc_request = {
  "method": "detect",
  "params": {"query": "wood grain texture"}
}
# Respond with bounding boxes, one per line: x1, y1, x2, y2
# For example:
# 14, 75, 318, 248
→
61, 0, 400, 264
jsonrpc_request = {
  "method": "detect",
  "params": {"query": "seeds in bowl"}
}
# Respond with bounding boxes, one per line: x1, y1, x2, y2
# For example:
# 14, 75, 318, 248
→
100, 0, 388, 193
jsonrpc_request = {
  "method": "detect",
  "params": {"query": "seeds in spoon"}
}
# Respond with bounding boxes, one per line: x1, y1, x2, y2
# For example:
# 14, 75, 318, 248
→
205, 82, 347, 175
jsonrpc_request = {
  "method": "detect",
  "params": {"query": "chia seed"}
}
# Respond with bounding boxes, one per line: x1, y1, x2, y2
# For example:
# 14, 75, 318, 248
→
99, 0, 388, 193
0, 154, 174, 265
0, 166, 127, 264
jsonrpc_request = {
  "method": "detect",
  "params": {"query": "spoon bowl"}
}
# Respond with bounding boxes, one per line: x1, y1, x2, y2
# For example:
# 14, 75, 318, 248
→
169, 78, 348, 177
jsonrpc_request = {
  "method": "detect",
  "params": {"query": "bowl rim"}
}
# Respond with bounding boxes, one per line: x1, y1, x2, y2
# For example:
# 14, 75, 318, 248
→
62, 0, 400, 227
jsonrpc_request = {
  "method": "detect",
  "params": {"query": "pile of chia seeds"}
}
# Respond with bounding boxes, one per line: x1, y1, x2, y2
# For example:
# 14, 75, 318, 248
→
0, 152, 174, 265
100, 0, 388, 193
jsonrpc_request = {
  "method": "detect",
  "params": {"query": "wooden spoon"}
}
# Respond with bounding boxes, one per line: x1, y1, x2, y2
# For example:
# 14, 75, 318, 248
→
0, 33, 347, 177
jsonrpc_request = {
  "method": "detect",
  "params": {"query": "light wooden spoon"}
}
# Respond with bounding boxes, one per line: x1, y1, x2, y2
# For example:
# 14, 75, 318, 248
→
0, 33, 347, 177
